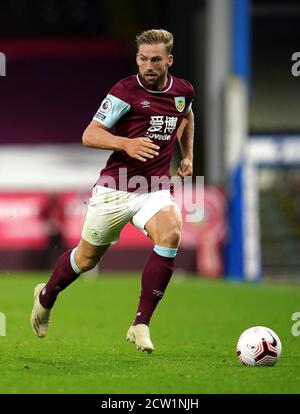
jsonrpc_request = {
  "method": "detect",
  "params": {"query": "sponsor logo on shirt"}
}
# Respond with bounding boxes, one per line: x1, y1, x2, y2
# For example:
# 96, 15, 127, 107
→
100, 98, 112, 113
145, 115, 178, 141
174, 96, 185, 112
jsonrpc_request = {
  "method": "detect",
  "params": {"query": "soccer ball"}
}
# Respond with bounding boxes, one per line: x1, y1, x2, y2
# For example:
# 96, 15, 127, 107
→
236, 326, 282, 366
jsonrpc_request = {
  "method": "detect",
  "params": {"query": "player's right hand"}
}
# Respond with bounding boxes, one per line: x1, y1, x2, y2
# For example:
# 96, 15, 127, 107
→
123, 137, 160, 162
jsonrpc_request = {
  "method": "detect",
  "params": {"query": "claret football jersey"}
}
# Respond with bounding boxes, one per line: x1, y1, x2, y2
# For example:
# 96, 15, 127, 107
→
93, 74, 194, 192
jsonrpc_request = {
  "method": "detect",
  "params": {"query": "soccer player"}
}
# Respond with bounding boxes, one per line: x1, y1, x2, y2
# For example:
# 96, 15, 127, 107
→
31, 29, 195, 353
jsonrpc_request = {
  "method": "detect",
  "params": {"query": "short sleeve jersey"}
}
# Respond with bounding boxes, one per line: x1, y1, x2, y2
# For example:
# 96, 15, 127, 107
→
93, 74, 194, 192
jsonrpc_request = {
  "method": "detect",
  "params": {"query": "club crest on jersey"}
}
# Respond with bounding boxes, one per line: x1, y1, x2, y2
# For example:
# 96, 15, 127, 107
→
174, 97, 185, 113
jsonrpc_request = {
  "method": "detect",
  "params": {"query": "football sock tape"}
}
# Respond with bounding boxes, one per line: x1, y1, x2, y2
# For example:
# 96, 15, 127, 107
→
70, 247, 82, 274
154, 245, 178, 258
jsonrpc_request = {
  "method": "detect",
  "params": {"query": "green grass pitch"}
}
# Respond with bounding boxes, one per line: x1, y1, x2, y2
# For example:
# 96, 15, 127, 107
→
0, 272, 299, 394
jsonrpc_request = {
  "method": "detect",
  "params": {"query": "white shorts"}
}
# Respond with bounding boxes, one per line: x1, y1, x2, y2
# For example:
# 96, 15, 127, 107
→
81, 185, 179, 246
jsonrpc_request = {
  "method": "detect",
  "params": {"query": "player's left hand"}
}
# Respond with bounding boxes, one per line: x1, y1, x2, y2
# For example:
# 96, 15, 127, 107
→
176, 158, 193, 178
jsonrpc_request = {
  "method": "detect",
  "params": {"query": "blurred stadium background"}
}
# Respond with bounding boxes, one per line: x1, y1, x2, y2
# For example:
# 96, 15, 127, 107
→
1, 0, 300, 396
0, 0, 299, 281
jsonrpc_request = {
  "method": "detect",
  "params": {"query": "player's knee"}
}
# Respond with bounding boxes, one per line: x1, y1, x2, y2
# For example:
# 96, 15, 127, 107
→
158, 228, 181, 248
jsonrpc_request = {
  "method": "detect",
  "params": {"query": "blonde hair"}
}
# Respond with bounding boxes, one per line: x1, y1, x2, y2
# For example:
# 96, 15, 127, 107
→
136, 29, 174, 54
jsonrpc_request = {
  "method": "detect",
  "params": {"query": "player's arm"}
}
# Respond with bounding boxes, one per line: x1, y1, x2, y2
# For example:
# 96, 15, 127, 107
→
83, 120, 128, 151
82, 120, 160, 163
176, 109, 194, 177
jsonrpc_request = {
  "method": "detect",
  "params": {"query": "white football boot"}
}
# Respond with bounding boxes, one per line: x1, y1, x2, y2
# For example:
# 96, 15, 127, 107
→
30, 283, 51, 338
126, 324, 154, 354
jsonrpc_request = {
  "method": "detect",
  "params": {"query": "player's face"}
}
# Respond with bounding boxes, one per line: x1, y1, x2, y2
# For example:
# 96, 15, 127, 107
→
136, 43, 173, 90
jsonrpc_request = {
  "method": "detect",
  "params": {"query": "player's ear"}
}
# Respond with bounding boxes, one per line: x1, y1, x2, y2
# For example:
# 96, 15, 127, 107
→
168, 55, 174, 67
136, 52, 139, 65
